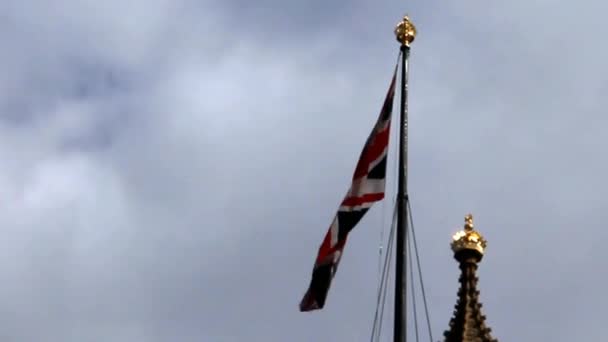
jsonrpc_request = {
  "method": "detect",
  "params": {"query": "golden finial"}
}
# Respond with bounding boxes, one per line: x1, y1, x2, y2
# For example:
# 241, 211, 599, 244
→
464, 214, 474, 231
451, 213, 487, 259
394, 15, 417, 47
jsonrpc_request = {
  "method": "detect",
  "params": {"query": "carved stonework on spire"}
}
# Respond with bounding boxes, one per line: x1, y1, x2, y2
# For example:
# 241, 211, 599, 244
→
443, 214, 498, 342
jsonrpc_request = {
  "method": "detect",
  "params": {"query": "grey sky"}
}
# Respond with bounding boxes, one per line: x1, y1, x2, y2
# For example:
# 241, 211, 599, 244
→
1, 0, 607, 341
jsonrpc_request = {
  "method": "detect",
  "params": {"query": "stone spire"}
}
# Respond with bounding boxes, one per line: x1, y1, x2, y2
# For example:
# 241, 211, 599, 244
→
443, 214, 498, 342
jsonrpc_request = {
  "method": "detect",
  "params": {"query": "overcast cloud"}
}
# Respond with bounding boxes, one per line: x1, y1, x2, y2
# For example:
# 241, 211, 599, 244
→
1, 0, 607, 341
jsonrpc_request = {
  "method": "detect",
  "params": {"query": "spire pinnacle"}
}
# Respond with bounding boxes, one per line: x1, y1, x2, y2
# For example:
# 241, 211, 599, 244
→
394, 15, 416, 47
443, 214, 498, 342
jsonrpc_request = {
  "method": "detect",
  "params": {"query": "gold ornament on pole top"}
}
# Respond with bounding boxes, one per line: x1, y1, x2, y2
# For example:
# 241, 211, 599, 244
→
394, 15, 417, 47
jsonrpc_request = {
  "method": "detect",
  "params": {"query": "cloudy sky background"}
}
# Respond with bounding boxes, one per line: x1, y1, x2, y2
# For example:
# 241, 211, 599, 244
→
1, 0, 607, 341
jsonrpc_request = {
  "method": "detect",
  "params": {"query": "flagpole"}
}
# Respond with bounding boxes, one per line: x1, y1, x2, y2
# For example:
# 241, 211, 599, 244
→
394, 15, 416, 342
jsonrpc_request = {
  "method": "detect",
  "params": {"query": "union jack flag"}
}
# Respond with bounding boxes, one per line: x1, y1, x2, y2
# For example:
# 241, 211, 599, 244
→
299, 70, 397, 311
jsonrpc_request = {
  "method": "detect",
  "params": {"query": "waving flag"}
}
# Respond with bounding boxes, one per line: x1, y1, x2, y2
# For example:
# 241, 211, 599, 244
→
299, 70, 397, 311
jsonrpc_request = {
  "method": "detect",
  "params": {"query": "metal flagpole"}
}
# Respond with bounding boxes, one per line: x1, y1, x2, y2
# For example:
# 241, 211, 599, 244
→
393, 15, 416, 342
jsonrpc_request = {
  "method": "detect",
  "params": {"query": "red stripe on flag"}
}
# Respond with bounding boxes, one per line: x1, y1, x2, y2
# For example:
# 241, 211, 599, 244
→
352, 125, 391, 179
315, 237, 347, 264
315, 230, 332, 263
341, 192, 385, 207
